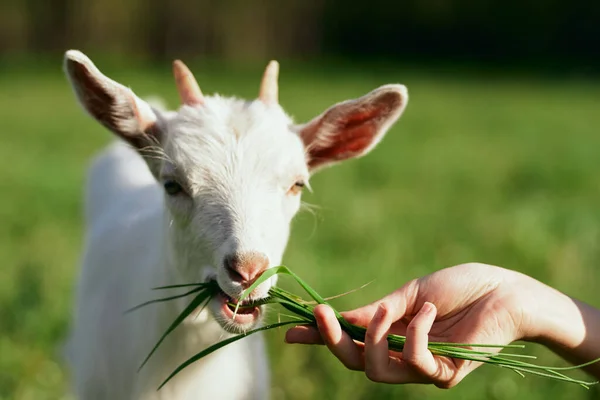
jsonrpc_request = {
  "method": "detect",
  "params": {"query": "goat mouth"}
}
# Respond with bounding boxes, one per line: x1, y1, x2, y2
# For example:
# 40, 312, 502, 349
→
217, 291, 261, 325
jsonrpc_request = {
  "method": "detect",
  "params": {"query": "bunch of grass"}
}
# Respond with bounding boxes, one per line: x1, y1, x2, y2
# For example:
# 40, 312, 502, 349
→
131, 266, 600, 390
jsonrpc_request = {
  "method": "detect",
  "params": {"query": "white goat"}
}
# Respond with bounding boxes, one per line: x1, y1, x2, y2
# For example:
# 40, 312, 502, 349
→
63, 50, 409, 400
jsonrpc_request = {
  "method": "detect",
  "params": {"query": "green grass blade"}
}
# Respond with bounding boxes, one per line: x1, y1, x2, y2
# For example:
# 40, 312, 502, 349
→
485, 352, 537, 360
497, 364, 596, 388
152, 283, 207, 290
532, 356, 600, 371
157, 320, 302, 390
507, 367, 526, 378
427, 341, 525, 349
138, 288, 215, 371
306, 280, 375, 304
125, 287, 205, 314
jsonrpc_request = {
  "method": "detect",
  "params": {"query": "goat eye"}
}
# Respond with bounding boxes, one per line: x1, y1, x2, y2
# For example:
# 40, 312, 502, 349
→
289, 180, 305, 195
164, 180, 184, 196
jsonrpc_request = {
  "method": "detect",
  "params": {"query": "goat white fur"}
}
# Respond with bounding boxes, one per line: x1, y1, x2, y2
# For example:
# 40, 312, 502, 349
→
63, 50, 409, 400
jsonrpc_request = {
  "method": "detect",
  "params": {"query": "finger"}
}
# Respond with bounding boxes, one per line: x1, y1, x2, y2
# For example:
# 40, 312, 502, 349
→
363, 300, 409, 383
314, 304, 364, 371
402, 302, 455, 383
341, 302, 382, 326
285, 325, 324, 345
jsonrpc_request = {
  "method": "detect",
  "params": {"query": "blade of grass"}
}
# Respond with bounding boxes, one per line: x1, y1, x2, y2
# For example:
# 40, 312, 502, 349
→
138, 287, 216, 371
125, 287, 205, 314
157, 320, 302, 390
152, 283, 207, 290
304, 280, 375, 304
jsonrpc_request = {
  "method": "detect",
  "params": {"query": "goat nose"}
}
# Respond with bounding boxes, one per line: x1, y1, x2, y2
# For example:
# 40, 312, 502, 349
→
224, 252, 269, 286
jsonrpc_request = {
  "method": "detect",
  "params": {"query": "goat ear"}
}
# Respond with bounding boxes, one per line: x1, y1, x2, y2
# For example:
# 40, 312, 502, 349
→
297, 84, 408, 172
63, 50, 159, 148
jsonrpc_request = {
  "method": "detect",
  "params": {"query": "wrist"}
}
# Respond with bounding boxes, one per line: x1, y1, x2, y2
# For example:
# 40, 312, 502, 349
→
521, 277, 586, 351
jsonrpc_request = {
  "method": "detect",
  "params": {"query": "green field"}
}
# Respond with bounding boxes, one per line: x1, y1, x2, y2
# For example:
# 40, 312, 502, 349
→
1, 58, 600, 400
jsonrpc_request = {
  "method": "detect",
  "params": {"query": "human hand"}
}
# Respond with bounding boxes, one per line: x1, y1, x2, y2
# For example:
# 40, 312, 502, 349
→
285, 263, 565, 387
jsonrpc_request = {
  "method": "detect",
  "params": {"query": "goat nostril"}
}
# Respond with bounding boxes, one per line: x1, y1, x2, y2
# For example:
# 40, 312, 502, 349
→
226, 266, 244, 282
224, 255, 245, 282
224, 252, 269, 286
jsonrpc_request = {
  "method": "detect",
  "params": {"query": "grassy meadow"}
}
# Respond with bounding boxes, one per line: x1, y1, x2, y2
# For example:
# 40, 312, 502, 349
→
1, 57, 599, 399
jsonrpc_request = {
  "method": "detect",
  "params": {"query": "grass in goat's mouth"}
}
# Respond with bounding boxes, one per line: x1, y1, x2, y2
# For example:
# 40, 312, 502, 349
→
131, 266, 600, 391
225, 298, 257, 314
227, 302, 245, 313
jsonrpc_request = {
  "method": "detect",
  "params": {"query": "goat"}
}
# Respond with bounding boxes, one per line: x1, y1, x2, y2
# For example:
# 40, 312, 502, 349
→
63, 50, 409, 399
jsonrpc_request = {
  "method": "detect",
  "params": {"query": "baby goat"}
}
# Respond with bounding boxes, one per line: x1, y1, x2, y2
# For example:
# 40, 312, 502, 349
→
63, 50, 409, 399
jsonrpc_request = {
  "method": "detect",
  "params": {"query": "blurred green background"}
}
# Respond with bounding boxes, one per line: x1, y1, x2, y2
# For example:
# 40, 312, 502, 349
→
1, 1, 599, 399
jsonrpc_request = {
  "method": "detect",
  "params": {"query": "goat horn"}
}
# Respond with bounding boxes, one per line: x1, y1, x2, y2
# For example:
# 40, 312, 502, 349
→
173, 60, 204, 106
259, 60, 279, 105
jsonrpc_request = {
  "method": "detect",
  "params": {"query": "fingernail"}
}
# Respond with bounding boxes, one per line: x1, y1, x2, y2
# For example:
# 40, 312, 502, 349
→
375, 303, 387, 319
421, 302, 434, 314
